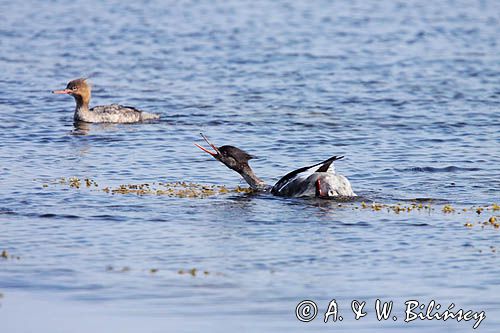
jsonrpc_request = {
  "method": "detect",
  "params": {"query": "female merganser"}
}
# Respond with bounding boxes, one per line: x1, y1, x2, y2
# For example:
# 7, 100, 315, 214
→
52, 78, 160, 123
195, 134, 356, 198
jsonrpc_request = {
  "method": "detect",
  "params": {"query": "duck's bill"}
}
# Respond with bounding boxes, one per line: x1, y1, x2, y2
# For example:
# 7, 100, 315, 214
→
194, 133, 220, 157
52, 89, 72, 94
194, 143, 218, 156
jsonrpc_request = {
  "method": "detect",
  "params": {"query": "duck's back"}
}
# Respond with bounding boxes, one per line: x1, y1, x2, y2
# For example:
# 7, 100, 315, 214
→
90, 104, 159, 123
79, 104, 159, 123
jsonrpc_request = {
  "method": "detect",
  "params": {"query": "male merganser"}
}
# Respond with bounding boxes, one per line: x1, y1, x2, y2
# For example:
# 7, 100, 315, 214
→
52, 78, 160, 123
195, 134, 356, 198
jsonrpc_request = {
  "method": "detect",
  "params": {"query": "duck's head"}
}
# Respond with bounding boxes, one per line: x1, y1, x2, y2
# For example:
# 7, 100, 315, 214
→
195, 133, 255, 174
52, 78, 91, 105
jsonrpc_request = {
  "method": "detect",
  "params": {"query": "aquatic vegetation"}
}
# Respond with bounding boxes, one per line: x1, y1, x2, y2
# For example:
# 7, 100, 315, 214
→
1, 250, 20, 260
104, 265, 220, 277
68, 177, 81, 188
178, 268, 220, 277
442, 205, 455, 213
36, 178, 499, 231
487, 216, 500, 229
84, 178, 98, 188
356, 202, 500, 231
177, 268, 198, 276
105, 266, 131, 273
42, 177, 255, 198
359, 201, 434, 214
457, 214, 500, 230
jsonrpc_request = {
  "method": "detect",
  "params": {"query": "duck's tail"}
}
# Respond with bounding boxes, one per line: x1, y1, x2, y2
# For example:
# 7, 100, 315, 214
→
141, 111, 161, 121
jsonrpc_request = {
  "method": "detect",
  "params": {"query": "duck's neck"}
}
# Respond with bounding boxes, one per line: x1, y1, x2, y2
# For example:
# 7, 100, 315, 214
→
73, 94, 91, 119
240, 164, 267, 190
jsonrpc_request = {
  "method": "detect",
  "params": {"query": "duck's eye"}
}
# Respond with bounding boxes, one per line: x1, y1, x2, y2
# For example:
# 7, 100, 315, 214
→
72, 86, 77, 91
328, 190, 334, 196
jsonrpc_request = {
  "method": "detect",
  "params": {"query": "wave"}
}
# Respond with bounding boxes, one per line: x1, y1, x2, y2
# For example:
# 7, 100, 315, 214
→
396, 166, 481, 173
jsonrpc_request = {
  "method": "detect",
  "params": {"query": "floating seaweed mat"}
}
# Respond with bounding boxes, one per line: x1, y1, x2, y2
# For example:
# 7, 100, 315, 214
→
37, 178, 500, 229
41, 177, 255, 198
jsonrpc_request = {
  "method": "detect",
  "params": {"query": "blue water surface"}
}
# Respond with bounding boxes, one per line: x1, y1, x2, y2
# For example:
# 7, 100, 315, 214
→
0, 0, 499, 332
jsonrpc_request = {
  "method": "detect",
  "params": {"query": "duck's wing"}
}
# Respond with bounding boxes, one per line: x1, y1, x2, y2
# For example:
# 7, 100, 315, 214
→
88, 104, 146, 123
315, 156, 341, 173
271, 155, 343, 194
91, 104, 142, 115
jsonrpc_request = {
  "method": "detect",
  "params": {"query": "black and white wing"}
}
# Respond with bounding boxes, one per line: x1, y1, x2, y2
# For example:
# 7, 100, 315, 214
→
271, 155, 343, 195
